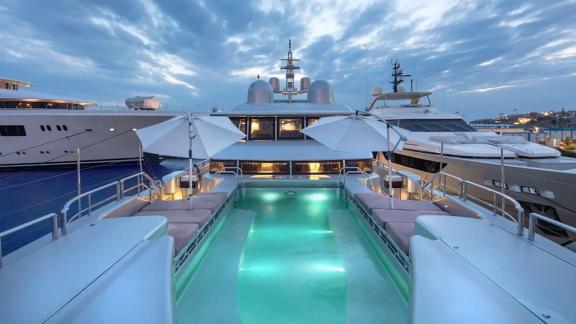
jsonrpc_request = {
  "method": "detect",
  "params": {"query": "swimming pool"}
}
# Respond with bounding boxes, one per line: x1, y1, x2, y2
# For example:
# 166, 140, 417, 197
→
175, 187, 409, 323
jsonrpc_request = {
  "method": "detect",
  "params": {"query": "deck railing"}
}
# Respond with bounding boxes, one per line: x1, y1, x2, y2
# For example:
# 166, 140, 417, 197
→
61, 172, 161, 235
528, 213, 576, 242
0, 213, 59, 268
423, 171, 525, 236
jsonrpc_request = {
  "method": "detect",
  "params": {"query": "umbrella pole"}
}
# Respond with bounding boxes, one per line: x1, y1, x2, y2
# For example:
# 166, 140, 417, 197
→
387, 124, 394, 209
188, 113, 193, 210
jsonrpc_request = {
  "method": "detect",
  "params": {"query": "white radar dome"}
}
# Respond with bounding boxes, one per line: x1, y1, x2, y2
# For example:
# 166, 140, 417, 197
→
247, 80, 274, 104
307, 80, 334, 104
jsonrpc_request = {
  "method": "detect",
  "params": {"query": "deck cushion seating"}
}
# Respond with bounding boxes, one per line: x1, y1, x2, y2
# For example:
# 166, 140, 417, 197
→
372, 209, 450, 226
134, 209, 212, 225
385, 222, 416, 254
142, 196, 226, 212
168, 223, 200, 254
354, 193, 443, 212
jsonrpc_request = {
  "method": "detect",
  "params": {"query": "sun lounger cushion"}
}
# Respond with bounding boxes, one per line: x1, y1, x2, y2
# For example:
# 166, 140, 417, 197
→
354, 193, 443, 212
385, 222, 416, 254
372, 209, 450, 226
168, 223, 200, 254
134, 209, 212, 225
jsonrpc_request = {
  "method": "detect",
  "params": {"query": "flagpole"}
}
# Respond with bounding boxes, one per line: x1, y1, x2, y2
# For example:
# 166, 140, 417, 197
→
188, 112, 194, 210
387, 124, 394, 209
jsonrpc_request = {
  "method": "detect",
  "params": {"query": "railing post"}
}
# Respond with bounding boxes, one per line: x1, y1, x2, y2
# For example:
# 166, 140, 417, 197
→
137, 173, 142, 195
88, 194, 92, 215
62, 210, 69, 236
492, 194, 497, 216
51, 213, 59, 241
442, 173, 447, 197
461, 181, 468, 201
117, 181, 123, 200
0, 239, 3, 268
519, 210, 526, 238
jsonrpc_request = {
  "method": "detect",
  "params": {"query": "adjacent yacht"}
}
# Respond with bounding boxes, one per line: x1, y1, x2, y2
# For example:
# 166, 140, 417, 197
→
368, 62, 576, 244
1, 41, 576, 324
0, 78, 178, 168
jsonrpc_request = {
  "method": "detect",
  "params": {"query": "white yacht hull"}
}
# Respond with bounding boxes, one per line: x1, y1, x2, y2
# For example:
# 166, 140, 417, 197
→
0, 110, 180, 168
387, 150, 576, 241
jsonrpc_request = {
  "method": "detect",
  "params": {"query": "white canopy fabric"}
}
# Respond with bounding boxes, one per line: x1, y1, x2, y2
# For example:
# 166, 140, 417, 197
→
212, 140, 372, 161
135, 115, 245, 159
301, 112, 406, 209
300, 114, 404, 152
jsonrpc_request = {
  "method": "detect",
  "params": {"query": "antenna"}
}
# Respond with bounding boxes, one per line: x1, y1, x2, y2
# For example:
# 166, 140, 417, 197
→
389, 59, 411, 93
280, 38, 301, 103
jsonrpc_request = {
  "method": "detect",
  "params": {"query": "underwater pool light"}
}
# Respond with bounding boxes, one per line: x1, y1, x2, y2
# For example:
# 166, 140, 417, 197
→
261, 192, 281, 202
310, 263, 346, 273
306, 192, 329, 202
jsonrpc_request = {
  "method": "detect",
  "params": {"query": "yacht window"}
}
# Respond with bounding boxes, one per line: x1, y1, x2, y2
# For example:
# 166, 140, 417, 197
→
306, 117, 320, 126
249, 117, 275, 140
63, 125, 68, 131
40, 125, 46, 132
46, 125, 52, 131
0, 125, 26, 136
56, 125, 62, 131
392, 153, 446, 173
230, 118, 247, 138
345, 160, 373, 173
278, 118, 304, 139
240, 161, 289, 174
292, 161, 343, 174
209, 160, 238, 173
389, 119, 475, 132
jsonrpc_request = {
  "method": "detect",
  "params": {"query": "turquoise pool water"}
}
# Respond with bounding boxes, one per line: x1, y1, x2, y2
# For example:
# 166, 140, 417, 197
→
175, 187, 408, 323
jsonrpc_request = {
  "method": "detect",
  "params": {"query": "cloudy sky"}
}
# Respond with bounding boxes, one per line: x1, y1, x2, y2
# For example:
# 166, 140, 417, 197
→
1, 0, 575, 119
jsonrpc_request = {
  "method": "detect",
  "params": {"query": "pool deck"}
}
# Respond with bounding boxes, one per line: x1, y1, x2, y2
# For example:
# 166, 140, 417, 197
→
343, 173, 576, 324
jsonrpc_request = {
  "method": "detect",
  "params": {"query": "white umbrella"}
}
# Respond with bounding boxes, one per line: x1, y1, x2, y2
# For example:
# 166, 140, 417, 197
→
302, 111, 406, 208
136, 113, 245, 208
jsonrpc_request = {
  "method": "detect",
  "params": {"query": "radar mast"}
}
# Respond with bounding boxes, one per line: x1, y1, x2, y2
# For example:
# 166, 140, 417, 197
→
390, 60, 411, 93
280, 39, 301, 103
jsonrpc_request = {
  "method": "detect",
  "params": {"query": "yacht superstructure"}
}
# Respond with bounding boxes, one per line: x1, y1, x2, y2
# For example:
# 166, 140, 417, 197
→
1, 42, 576, 324
210, 40, 372, 174
0, 78, 178, 168
368, 62, 576, 243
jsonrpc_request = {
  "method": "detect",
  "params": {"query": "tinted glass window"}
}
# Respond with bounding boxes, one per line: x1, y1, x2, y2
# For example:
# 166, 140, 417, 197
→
389, 119, 475, 132
230, 117, 247, 137
0, 125, 26, 136
278, 118, 304, 139
249, 118, 275, 140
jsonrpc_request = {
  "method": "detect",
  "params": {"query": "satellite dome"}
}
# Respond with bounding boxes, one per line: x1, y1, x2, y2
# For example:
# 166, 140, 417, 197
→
125, 96, 161, 110
247, 80, 273, 104
307, 80, 333, 103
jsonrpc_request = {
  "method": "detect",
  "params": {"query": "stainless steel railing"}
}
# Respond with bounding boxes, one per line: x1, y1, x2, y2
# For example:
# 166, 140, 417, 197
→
338, 167, 373, 191
0, 213, 59, 268
213, 168, 242, 186
528, 213, 576, 242
423, 171, 525, 236
61, 172, 161, 235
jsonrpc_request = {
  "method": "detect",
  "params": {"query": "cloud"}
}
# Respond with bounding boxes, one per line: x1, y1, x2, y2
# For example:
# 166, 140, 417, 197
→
0, 0, 575, 119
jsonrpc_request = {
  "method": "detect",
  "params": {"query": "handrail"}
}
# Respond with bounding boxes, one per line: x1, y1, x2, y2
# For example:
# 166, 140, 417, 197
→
338, 166, 373, 191
61, 171, 161, 235
344, 170, 373, 191
213, 169, 240, 186
528, 213, 576, 241
0, 213, 59, 268
423, 171, 524, 236
338, 166, 362, 185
